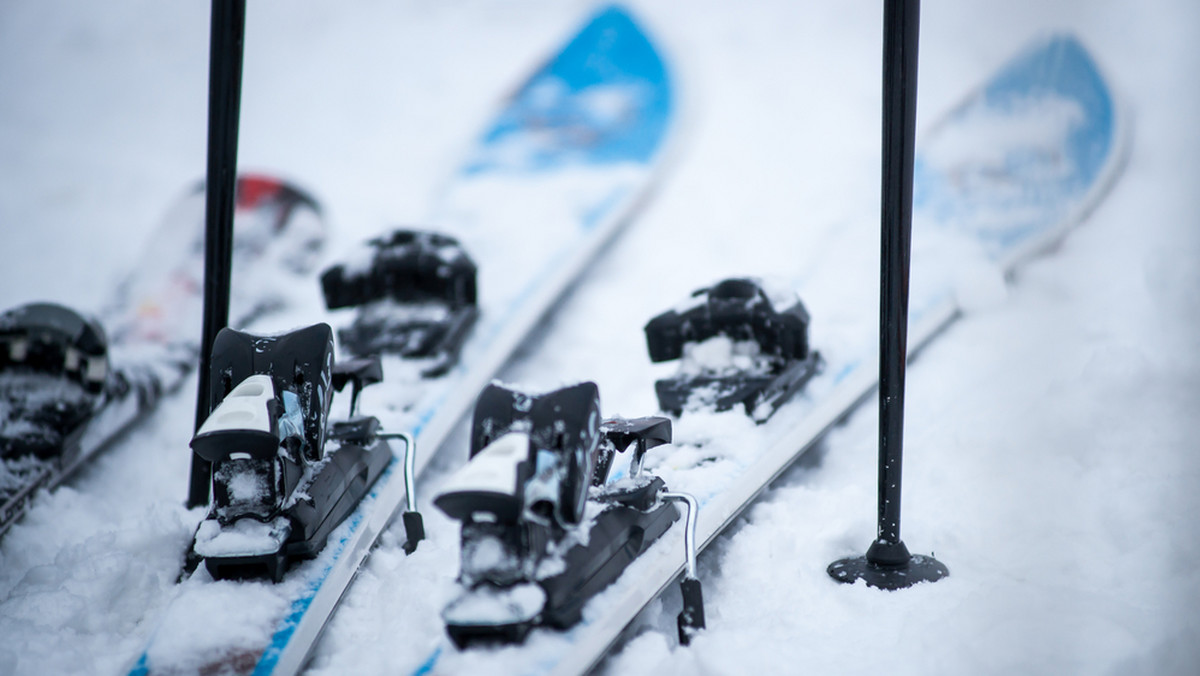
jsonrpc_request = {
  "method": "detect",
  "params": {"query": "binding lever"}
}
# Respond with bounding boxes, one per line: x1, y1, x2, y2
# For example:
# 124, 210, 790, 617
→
661, 491, 705, 644
595, 415, 673, 485
331, 356, 383, 418
379, 431, 423, 554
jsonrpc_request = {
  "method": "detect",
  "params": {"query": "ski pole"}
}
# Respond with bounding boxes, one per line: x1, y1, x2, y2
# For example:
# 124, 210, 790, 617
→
827, 0, 948, 589
188, 0, 247, 509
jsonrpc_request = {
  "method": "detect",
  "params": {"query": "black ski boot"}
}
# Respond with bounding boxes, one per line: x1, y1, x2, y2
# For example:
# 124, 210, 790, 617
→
644, 277, 821, 422
189, 323, 393, 582
434, 382, 704, 647
320, 229, 478, 377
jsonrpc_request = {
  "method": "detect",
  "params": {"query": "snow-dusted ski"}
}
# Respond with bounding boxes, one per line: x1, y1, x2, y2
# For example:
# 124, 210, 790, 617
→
0, 176, 324, 539
126, 5, 679, 675
410, 32, 1128, 676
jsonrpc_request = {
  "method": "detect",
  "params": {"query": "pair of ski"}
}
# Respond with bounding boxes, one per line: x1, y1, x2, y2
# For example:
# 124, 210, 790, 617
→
326, 18, 1125, 676
1, 4, 1124, 674
126, 5, 681, 675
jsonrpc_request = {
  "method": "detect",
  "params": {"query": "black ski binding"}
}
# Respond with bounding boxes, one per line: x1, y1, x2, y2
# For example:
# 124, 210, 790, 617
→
0, 302, 165, 538
644, 277, 821, 422
0, 303, 102, 531
320, 229, 478, 378
188, 323, 397, 582
1, 303, 111, 461
434, 381, 704, 648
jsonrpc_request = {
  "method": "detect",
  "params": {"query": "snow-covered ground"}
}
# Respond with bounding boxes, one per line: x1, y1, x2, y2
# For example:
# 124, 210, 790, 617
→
1, 1, 1197, 674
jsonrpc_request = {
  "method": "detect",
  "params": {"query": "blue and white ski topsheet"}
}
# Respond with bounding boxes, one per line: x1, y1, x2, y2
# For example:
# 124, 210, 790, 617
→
128, 6, 677, 675
404, 32, 1126, 676
917, 35, 1119, 268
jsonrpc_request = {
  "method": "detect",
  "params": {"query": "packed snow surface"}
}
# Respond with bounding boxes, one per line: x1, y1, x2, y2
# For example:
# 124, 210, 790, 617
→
1, 1, 1198, 675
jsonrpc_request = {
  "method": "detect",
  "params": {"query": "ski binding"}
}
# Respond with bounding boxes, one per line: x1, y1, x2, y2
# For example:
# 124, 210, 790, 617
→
644, 277, 820, 422
1, 302, 113, 460
0, 302, 161, 538
189, 323, 419, 582
434, 381, 705, 648
320, 229, 478, 377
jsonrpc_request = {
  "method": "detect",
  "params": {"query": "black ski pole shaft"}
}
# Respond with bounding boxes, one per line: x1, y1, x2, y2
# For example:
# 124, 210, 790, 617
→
187, 0, 247, 509
828, 0, 945, 589
876, 0, 919, 551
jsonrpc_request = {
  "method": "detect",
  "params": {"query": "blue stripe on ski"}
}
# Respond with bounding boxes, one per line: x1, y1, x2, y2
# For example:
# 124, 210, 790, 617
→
253, 486, 384, 674
411, 644, 443, 676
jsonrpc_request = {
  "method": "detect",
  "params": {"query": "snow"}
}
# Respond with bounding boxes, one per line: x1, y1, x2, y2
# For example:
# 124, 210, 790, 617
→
461, 531, 518, 579
192, 516, 289, 559
443, 582, 546, 627
677, 336, 768, 376
1, 1, 1198, 676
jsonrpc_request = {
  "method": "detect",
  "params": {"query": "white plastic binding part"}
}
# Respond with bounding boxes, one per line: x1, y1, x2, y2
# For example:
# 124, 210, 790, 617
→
196, 374, 276, 436
438, 431, 530, 502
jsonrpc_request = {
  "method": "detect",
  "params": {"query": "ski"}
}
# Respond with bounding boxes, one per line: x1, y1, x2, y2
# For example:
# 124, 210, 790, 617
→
406, 32, 1128, 675
0, 175, 324, 538
126, 5, 679, 675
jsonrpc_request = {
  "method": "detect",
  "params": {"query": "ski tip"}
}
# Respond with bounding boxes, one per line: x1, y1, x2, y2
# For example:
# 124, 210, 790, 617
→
985, 32, 1113, 111
913, 29, 1127, 269
464, 2, 674, 175
183, 172, 321, 215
